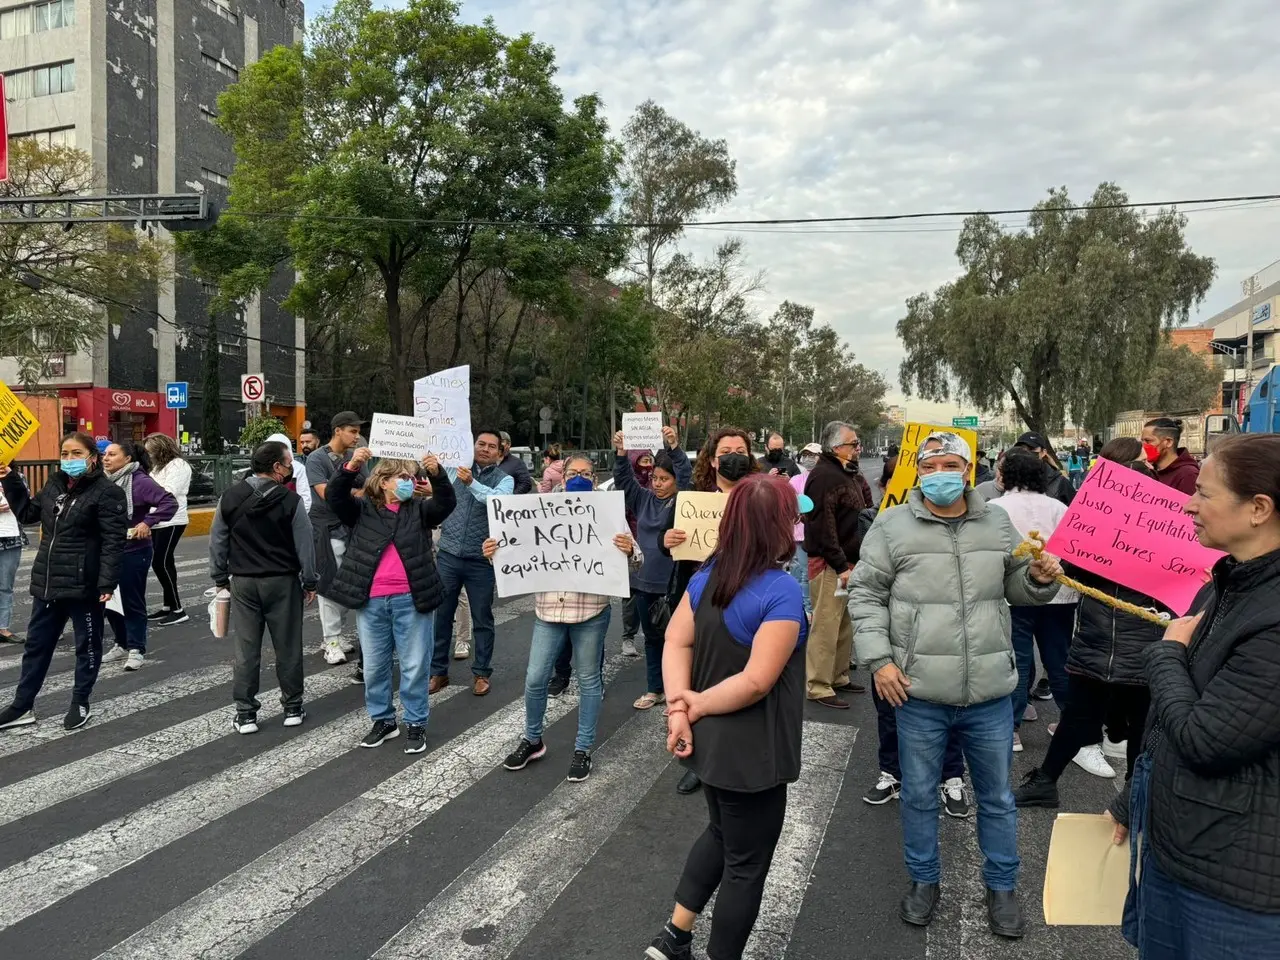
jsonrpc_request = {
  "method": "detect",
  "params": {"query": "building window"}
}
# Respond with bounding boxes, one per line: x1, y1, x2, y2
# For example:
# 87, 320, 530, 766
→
200, 0, 237, 24
218, 333, 245, 358
199, 104, 219, 126
200, 53, 239, 80
3, 62, 75, 100
0, 0, 75, 39
201, 167, 230, 187
6, 126, 77, 148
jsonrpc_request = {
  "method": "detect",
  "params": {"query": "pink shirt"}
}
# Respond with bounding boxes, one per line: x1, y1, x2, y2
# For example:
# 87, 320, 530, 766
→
790, 472, 809, 541
369, 502, 411, 598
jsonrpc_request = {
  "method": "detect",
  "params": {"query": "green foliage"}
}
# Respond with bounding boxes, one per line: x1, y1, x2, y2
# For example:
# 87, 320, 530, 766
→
1138, 340, 1222, 413
239, 415, 288, 450
896, 183, 1217, 435
201, 314, 224, 455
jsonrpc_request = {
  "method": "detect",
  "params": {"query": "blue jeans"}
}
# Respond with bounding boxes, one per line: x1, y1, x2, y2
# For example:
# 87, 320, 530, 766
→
357, 592, 434, 726
0, 544, 21, 632
790, 542, 810, 615
105, 545, 153, 654
525, 607, 611, 752
631, 590, 666, 694
432, 551, 496, 678
896, 695, 1019, 889
1010, 603, 1075, 728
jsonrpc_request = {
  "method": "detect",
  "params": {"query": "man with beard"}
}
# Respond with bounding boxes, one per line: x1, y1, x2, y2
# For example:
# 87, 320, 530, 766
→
758, 432, 800, 478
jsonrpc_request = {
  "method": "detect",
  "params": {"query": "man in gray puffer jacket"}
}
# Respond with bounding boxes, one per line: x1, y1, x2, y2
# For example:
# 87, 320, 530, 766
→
850, 432, 1062, 941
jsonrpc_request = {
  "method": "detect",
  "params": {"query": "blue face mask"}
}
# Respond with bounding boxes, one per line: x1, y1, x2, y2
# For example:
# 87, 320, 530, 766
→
920, 471, 966, 506
62, 458, 89, 478
564, 476, 594, 493
393, 478, 415, 502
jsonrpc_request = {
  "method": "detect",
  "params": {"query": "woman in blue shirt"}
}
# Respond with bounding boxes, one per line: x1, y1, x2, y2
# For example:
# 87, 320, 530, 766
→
646, 473, 808, 960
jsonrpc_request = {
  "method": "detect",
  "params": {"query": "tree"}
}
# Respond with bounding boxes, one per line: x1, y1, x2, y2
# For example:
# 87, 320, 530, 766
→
0, 140, 166, 384
240, 414, 287, 449
896, 183, 1216, 436
1137, 340, 1222, 413
619, 100, 737, 301
201, 314, 224, 454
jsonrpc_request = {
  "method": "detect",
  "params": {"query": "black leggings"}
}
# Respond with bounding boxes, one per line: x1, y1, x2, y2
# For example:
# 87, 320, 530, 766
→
150, 524, 187, 611
675, 783, 787, 960
1040, 674, 1149, 782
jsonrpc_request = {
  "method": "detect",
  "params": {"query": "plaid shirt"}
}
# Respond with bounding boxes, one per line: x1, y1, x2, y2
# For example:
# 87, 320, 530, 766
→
534, 543, 645, 624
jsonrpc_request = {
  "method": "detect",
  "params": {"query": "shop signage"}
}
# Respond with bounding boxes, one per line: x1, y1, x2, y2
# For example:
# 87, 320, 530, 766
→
109, 391, 158, 412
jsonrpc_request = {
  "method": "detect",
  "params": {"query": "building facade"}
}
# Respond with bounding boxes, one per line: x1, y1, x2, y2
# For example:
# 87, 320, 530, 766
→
1, 0, 305, 449
1199, 258, 1280, 419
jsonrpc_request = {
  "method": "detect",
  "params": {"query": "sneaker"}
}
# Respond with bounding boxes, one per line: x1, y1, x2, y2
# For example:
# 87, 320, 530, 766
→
547, 675, 570, 698
863, 771, 901, 805
322, 639, 347, 665
63, 702, 91, 731
1103, 736, 1128, 760
1012, 731, 1023, 752
621, 639, 640, 658
1072, 744, 1115, 779
1023, 703, 1038, 722
160, 609, 189, 626
567, 750, 592, 782
350, 662, 365, 685
360, 718, 399, 748
339, 635, 356, 654
0, 704, 36, 729
102, 645, 128, 664
503, 738, 546, 771
645, 923, 694, 960
1032, 679, 1052, 701
403, 724, 426, 754
453, 641, 471, 661
146, 608, 173, 621
941, 777, 971, 818
233, 711, 259, 734
1013, 768, 1060, 808
124, 650, 145, 671
283, 705, 306, 727
1048, 722, 1058, 736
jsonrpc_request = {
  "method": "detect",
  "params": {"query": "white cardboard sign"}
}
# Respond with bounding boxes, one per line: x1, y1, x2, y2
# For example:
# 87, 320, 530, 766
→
621, 412, 664, 452
413, 365, 473, 467
368, 413, 432, 461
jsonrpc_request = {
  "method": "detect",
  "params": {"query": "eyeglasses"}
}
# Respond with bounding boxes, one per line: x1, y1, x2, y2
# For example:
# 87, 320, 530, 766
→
564, 469, 593, 480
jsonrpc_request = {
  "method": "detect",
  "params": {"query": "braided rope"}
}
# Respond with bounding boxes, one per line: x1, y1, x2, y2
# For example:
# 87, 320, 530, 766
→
1013, 530, 1172, 626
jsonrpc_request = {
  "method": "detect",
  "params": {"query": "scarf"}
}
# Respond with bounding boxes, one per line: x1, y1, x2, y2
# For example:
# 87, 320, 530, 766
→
105, 460, 140, 517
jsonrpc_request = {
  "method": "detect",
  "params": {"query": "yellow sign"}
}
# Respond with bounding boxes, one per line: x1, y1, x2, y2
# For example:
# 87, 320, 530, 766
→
670, 491, 727, 562
0, 382, 39, 463
880, 422, 979, 510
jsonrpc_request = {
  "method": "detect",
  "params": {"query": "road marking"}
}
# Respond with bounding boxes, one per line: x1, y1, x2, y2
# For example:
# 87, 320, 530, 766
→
0, 658, 166, 704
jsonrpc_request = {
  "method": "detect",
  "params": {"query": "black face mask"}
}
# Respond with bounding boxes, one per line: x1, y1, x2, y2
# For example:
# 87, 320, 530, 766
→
765, 449, 783, 462
716, 453, 751, 482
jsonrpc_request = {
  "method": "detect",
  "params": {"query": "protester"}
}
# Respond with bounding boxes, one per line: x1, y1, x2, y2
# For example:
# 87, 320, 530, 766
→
974, 450, 995, 486
537, 443, 565, 494
100, 442, 177, 671
1141, 416, 1200, 495
0, 472, 27, 644
802, 421, 872, 708
1015, 437, 1169, 808
209, 441, 316, 734
975, 449, 1006, 502
431, 429, 514, 696
619, 450, 656, 659
612, 427, 692, 710
324, 447, 455, 755
1067, 441, 1091, 489
1012, 432, 1075, 507
661, 427, 759, 795
297, 429, 321, 461
880, 443, 899, 491
0, 433, 127, 731
307, 413, 366, 665
789, 442, 821, 614
759, 432, 800, 478
267, 433, 313, 513
646, 474, 807, 960
498, 431, 534, 495
851, 431, 1062, 939
1109, 434, 1280, 957
143, 433, 192, 626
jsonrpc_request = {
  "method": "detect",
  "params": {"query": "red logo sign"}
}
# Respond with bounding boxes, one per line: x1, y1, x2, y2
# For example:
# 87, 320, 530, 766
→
108, 391, 158, 412
111, 391, 132, 408
241, 374, 264, 402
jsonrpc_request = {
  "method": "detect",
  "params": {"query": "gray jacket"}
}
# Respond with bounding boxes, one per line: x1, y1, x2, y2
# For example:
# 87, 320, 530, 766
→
849, 488, 1059, 706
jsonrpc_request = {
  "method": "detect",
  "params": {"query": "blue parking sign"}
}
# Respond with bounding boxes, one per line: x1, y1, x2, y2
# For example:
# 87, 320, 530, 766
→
166, 381, 188, 409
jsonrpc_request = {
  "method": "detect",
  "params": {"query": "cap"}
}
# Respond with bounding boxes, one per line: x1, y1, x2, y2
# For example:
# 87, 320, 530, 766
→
801, 443, 822, 455
266, 432, 293, 452
1015, 431, 1049, 451
919, 431, 972, 465
331, 410, 364, 429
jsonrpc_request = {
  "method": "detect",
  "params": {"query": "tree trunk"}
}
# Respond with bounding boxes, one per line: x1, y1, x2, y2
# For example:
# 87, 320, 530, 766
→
385, 273, 412, 414
580, 379, 589, 448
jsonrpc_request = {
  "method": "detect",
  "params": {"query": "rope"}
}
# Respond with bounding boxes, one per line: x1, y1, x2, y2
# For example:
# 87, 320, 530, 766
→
1013, 531, 1172, 626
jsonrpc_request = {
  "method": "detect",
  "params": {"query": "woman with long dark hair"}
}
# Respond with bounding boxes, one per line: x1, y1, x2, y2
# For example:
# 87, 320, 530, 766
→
647, 474, 807, 960
144, 433, 192, 625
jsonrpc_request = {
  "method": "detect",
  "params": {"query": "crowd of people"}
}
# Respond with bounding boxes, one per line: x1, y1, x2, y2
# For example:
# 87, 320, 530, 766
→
0, 412, 1277, 960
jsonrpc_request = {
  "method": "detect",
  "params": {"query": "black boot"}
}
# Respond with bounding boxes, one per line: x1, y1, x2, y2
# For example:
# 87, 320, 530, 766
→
676, 769, 702, 794
986, 889, 1025, 938
1013, 768, 1060, 808
899, 881, 940, 926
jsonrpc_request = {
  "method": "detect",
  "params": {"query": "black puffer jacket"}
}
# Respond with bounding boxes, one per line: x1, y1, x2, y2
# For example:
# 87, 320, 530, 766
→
323, 465, 456, 613
1065, 565, 1171, 685
1136, 549, 1280, 913
1, 467, 127, 601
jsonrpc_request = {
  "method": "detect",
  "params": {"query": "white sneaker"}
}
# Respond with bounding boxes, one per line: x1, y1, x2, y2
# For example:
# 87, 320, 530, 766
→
322, 639, 347, 665
621, 639, 640, 658
453, 641, 471, 661
1103, 736, 1128, 760
339, 636, 356, 654
1073, 743, 1116, 779
1012, 731, 1023, 752
124, 650, 144, 671
102, 645, 128, 664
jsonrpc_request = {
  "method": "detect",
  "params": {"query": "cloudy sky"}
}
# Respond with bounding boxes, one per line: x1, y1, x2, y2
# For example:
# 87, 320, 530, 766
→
308, 0, 1280, 421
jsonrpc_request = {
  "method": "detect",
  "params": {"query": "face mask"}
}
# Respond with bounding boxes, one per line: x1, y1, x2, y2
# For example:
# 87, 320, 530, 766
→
765, 449, 783, 462
1143, 443, 1161, 464
920, 471, 966, 506
62, 458, 88, 478
393, 478, 415, 501
716, 453, 751, 482
799, 456, 818, 471
565, 475, 594, 493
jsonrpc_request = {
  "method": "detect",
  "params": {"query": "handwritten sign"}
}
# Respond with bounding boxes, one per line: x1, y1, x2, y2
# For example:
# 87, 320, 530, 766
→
0, 382, 39, 464
881, 422, 978, 509
670, 491, 726, 562
413, 364, 473, 468
621, 413, 664, 452
487, 492, 631, 598
1045, 459, 1224, 615
367, 413, 432, 460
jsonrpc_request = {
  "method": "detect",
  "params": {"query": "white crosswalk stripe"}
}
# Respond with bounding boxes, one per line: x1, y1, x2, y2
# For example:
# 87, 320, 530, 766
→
0, 657, 164, 704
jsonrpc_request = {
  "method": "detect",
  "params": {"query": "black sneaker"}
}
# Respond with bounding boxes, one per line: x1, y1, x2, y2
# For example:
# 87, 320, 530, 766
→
986, 888, 1026, 939
351, 662, 364, 685
567, 750, 592, 782
1013, 768, 1060, 808
283, 705, 306, 728
146, 608, 173, 621
233, 711, 259, 734
160, 609, 189, 626
403, 724, 426, 754
63, 702, 91, 731
503, 738, 546, 771
645, 923, 693, 960
547, 675, 570, 698
864, 771, 901, 805
0, 704, 35, 729
360, 718, 399, 748
1032, 678, 1053, 701
941, 778, 971, 819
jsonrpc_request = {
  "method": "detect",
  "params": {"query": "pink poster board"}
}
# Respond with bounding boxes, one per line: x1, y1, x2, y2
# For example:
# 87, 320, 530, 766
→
1045, 459, 1224, 616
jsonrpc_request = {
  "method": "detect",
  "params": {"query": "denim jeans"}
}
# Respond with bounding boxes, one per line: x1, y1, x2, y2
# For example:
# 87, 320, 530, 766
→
105, 545, 153, 654
432, 551, 496, 678
0, 543, 22, 632
896, 695, 1019, 889
631, 589, 666, 694
525, 607, 611, 752
790, 542, 810, 615
1010, 603, 1075, 728
553, 608, 608, 682
357, 592, 434, 726
873, 677, 964, 781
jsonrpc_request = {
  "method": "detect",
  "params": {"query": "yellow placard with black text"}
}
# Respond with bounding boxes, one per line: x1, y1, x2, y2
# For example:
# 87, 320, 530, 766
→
670, 491, 727, 562
0, 382, 39, 464
880, 422, 978, 510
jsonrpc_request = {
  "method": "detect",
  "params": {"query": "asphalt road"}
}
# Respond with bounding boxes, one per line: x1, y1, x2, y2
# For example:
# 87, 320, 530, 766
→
0, 468, 1135, 960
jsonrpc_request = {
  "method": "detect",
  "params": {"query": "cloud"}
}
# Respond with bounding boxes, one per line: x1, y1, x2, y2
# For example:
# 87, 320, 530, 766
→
307, 0, 1280, 420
